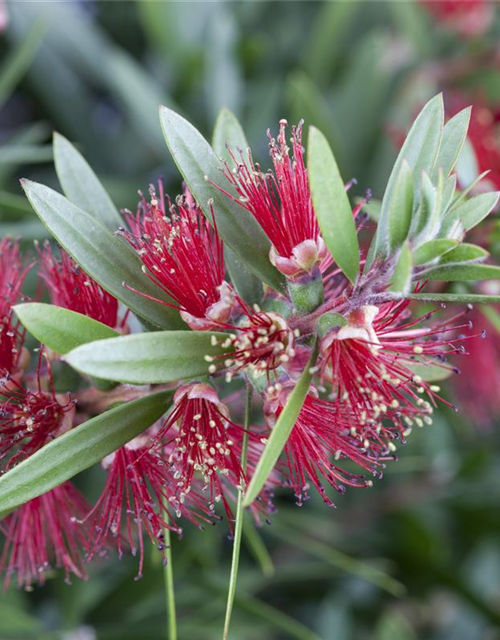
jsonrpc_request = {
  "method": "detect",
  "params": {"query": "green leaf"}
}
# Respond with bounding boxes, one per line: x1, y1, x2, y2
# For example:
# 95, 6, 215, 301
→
0, 391, 172, 519
370, 95, 444, 264
397, 93, 444, 177
212, 107, 248, 161
437, 243, 489, 264
53, 132, 122, 231
159, 106, 285, 292
410, 172, 439, 241
433, 107, 471, 178
317, 312, 347, 337
480, 305, 500, 334
224, 248, 263, 306
360, 199, 381, 222
412, 239, 458, 265
452, 170, 490, 208
442, 191, 500, 234
65, 331, 230, 384
386, 160, 414, 252
405, 292, 500, 303
243, 343, 318, 507
14, 303, 118, 355
21, 180, 183, 330
423, 264, 500, 281
406, 362, 452, 382
212, 108, 263, 305
307, 126, 359, 283
390, 242, 412, 293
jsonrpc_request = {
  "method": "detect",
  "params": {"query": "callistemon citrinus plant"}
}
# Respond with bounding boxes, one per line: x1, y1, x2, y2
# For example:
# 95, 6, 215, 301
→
2, 95, 500, 637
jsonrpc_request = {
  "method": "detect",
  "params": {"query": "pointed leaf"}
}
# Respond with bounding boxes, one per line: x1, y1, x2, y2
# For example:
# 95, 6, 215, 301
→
406, 362, 452, 382
317, 312, 347, 337
243, 343, 318, 507
405, 292, 500, 303
14, 303, 118, 354
412, 239, 458, 265
411, 172, 438, 241
0, 391, 172, 519
21, 180, 183, 329
437, 243, 489, 264
370, 95, 444, 263
452, 170, 490, 208
442, 191, 500, 233
159, 106, 285, 292
53, 132, 122, 231
65, 331, 230, 384
424, 264, 500, 281
212, 108, 263, 304
386, 160, 414, 252
308, 126, 359, 283
390, 242, 412, 293
212, 107, 248, 160
433, 107, 471, 178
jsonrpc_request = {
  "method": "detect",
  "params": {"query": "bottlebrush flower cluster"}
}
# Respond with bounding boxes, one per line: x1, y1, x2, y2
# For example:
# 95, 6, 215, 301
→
1, 95, 500, 590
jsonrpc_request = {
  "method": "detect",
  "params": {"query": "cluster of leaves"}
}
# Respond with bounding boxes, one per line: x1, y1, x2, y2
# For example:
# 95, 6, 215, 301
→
1, 92, 499, 527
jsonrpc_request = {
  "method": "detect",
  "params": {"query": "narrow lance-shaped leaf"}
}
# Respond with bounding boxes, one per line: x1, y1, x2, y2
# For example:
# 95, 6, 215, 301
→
21, 180, 183, 330
412, 239, 458, 266
212, 108, 263, 305
441, 191, 500, 235
0, 391, 172, 519
422, 264, 500, 282
390, 242, 412, 293
403, 292, 500, 303
159, 106, 285, 292
53, 132, 122, 230
403, 292, 500, 304
385, 160, 414, 253
433, 107, 471, 178
14, 303, 118, 355
369, 94, 444, 265
307, 126, 359, 283
437, 243, 489, 265
243, 343, 318, 507
65, 331, 231, 384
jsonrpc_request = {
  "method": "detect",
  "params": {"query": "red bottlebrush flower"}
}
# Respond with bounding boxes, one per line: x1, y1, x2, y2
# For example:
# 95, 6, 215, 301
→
265, 387, 390, 507
207, 303, 297, 381
453, 307, 500, 427
122, 185, 235, 330
154, 383, 248, 523
38, 242, 120, 329
0, 355, 75, 468
420, 0, 494, 37
318, 300, 472, 432
0, 238, 27, 319
0, 317, 27, 381
0, 482, 91, 590
217, 120, 326, 278
84, 437, 211, 579
0, 239, 30, 381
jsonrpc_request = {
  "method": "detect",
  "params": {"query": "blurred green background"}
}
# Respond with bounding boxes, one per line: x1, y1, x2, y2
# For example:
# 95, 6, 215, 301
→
1, 1, 500, 639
